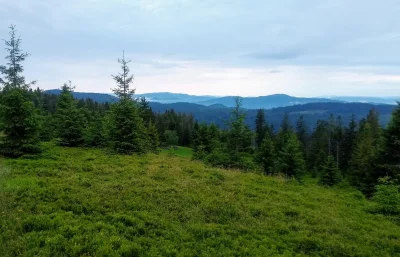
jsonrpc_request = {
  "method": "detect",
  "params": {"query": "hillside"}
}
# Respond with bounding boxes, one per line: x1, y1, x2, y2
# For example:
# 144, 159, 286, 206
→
149, 102, 395, 129
1, 145, 399, 256
196, 94, 340, 109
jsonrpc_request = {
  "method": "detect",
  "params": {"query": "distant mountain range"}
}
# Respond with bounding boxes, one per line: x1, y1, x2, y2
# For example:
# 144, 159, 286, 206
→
44, 90, 396, 129
44, 90, 399, 109
148, 101, 395, 130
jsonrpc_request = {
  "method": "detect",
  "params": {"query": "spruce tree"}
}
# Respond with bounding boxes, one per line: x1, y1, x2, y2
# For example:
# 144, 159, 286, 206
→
109, 52, 148, 154
350, 123, 385, 196
341, 115, 358, 174
277, 132, 305, 180
0, 25, 40, 157
84, 111, 105, 147
226, 97, 252, 154
320, 155, 341, 186
255, 109, 266, 148
308, 120, 329, 176
54, 82, 85, 146
256, 132, 276, 175
383, 103, 400, 180
296, 115, 309, 155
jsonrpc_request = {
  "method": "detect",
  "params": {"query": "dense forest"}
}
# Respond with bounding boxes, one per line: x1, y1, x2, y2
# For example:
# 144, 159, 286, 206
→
1, 25, 400, 256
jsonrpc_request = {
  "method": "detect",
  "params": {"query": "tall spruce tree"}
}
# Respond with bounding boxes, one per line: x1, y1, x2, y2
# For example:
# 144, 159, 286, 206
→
384, 103, 400, 181
341, 115, 358, 175
255, 109, 266, 148
296, 115, 309, 155
277, 132, 305, 180
54, 82, 85, 146
256, 132, 276, 175
0, 25, 40, 157
320, 155, 341, 186
350, 122, 385, 196
109, 52, 148, 154
226, 97, 252, 154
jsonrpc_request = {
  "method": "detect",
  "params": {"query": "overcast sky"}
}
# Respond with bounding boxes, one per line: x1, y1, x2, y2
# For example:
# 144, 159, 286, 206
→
1, 0, 400, 97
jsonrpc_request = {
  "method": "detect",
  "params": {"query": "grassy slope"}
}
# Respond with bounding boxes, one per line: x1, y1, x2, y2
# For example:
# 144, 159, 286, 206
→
0, 145, 399, 257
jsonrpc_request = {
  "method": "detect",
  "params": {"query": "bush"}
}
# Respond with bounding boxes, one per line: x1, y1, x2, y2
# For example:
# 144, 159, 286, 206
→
372, 177, 400, 215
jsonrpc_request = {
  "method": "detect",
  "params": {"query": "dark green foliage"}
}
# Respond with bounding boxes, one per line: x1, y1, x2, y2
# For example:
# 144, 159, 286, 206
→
296, 115, 309, 155
349, 123, 385, 196
277, 133, 305, 180
256, 133, 276, 175
320, 155, 341, 186
108, 100, 148, 154
372, 177, 400, 215
108, 53, 148, 154
385, 103, 400, 166
54, 83, 85, 147
84, 112, 105, 147
308, 120, 329, 176
226, 97, 253, 154
163, 130, 179, 147
147, 121, 160, 152
255, 109, 266, 148
341, 115, 358, 175
0, 88, 41, 157
0, 25, 40, 157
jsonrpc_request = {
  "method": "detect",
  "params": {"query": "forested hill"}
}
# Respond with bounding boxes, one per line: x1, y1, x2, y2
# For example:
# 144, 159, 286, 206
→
149, 101, 395, 130
45, 89, 119, 103
44, 89, 395, 129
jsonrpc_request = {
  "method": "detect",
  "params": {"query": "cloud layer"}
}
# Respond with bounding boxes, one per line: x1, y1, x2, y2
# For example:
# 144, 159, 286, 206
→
1, 0, 399, 96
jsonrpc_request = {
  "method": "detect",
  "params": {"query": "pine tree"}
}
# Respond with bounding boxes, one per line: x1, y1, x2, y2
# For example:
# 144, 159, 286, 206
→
109, 52, 148, 154
256, 132, 276, 175
255, 109, 266, 148
54, 82, 85, 146
320, 155, 341, 186
0, 25, 40, 157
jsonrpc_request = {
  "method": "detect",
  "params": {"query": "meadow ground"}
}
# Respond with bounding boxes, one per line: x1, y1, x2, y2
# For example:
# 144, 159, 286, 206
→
1, 144, 400, 256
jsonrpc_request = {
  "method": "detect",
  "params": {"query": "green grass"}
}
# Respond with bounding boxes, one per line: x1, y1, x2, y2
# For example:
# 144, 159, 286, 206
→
1, 144, 399, 256
161, 146, 193, 158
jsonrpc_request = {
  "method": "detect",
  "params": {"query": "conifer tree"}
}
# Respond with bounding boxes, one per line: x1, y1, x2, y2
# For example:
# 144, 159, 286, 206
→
0, 25, 40, 157
349, 122, 385, 195
341, 115, 357, 174
226, 97, 252, 154
255, 109, 266, 148
277, 132, 305, 180
54, 82, 85, 146
256, 132, 276, 175
383, 103, 400, 180
147, 121, 160, 152
108, 52, 148, 154
84, 111, 105, 147
320, 155, 341, 186
308, 120, 329, 176
296, 115, 309, 155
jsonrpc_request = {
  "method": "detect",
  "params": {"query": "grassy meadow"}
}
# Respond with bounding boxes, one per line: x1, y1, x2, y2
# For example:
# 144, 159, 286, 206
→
1, 144, 400, 256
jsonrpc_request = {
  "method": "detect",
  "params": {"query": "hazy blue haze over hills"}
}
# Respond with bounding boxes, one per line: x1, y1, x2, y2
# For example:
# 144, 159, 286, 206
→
45, 90, 399, 108
44, 89, 395, 130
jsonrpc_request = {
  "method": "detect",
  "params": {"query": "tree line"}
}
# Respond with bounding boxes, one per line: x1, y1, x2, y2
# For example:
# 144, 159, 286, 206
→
0, 25, 399, 199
